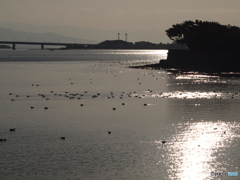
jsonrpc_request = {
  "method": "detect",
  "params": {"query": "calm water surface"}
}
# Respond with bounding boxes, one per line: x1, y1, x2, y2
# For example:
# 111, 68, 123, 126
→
0, 50, 239, 180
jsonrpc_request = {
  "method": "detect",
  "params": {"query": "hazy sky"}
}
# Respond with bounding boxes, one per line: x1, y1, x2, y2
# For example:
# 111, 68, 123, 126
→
1, 0, 240, 42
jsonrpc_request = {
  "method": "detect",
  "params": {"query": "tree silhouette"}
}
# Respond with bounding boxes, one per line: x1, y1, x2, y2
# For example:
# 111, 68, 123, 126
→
166, 20, 240, 51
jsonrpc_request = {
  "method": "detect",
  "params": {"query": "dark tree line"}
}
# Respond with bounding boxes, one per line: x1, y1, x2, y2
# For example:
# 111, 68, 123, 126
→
166, 20, 240, 51
96, 40, 185, 49
65, 40, 186, 49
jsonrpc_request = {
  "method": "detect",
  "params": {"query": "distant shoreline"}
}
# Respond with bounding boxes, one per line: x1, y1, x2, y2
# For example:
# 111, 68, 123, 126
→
64, 40, 186, 50
0, 45, 11, 49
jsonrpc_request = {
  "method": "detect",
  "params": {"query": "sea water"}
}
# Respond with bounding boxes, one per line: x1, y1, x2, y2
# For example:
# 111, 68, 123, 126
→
0, 50, 239, 180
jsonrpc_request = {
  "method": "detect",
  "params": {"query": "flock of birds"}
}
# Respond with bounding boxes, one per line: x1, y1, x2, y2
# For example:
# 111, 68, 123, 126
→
7, 88, 160, 110
0, 128, 15, 142
4, 77, 168, 143
3, 62, 239, 145
0, 127, 113, 142
0, 127, 170, 144
0, 127, 68, 142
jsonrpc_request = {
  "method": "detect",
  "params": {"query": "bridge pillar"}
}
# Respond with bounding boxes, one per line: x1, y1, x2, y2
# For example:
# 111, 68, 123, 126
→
13, 43, 16, 50
41, 44, 44, 50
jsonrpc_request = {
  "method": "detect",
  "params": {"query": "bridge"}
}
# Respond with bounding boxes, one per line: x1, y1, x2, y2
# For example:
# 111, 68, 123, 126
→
0, 41, 97, 50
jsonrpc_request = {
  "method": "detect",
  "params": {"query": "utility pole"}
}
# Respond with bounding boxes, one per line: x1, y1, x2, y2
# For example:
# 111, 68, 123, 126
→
118, 33, 120, 40
125, 33, 128, 42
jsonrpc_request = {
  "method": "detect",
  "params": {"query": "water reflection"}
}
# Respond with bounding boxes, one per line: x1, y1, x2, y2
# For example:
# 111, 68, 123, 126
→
161, 91, 222, 99
175, 74, 226, 84
132, 91, 240, 99
130, 71, 240, 100
101, 49, 168, 55
176, 74, 218, 80
155, 121, 240, 179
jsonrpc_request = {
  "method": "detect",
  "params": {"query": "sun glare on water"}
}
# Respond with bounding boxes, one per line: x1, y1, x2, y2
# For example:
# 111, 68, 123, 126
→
155, 121, 239, 179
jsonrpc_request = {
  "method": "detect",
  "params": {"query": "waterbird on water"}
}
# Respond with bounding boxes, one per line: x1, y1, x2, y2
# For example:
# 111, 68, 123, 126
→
10, 128, 15, 132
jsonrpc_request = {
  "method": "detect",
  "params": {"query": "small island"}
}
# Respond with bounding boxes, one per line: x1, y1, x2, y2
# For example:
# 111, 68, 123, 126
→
134, 20, 240, 72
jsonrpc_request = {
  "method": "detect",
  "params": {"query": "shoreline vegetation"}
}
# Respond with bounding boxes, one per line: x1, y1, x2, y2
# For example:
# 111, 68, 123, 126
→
131, 20, 240, 73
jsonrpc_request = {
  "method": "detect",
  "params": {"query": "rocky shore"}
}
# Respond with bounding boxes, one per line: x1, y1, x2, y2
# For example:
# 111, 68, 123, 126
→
130, 49, 240, 73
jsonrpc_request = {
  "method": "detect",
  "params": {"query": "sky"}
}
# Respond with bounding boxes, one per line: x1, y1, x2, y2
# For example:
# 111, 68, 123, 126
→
1, 0, 240, 42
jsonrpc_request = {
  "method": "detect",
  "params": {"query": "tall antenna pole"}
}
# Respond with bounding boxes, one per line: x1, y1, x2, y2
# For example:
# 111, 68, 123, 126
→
125, 33, 128, 42
118, 33, 120, 40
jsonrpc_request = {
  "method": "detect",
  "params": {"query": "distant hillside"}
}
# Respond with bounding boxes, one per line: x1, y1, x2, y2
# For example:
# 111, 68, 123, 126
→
0, 27, 98, 44
0, 22, 171, 43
